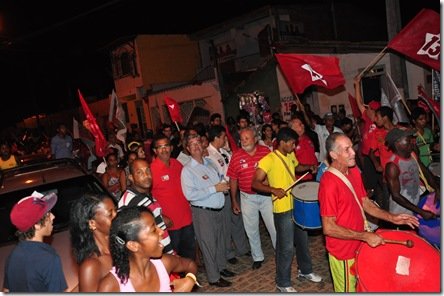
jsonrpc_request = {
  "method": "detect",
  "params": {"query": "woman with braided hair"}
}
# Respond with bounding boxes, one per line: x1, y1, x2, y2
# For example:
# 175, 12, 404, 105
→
98, 206, 198, 292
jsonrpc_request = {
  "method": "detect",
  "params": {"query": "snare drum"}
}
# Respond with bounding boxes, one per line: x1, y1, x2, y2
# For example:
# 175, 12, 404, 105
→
355, 230, 440, 292
291, 181, 321, 229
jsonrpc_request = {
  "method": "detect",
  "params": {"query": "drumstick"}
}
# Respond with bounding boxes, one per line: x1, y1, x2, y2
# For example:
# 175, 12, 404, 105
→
284, 172, 310, 192
384, 239, 414, 248
272, 172, 309, 202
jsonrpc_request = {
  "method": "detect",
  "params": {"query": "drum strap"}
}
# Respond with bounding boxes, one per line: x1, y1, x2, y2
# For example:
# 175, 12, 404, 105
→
327, 167, 373, 232
273, 150, 296, 181
411, 153, 434, 193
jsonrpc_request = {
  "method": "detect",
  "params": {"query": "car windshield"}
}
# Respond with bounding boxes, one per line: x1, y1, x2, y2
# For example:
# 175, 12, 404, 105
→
0, 174, 108, 245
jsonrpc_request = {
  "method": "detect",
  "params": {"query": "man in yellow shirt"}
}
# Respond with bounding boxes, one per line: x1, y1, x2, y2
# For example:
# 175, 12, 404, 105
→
0, 141, 18, 170
252, 127, 320, 292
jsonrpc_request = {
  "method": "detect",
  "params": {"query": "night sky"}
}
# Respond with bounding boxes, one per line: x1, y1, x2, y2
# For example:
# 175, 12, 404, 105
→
0, 0, 440, 127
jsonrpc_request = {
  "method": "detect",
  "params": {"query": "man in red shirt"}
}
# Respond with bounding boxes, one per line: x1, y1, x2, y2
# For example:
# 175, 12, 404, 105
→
318, 132, 418, 292
368, 106, 396, 211
150, 134, 195, 260
227, 127, 276, 270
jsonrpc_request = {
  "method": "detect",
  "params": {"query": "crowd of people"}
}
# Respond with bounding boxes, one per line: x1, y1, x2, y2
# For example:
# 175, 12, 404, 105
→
2, 81, 441, 292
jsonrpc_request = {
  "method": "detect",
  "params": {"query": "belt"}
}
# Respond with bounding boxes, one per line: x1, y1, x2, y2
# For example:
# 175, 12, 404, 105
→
191, 205, 224, 212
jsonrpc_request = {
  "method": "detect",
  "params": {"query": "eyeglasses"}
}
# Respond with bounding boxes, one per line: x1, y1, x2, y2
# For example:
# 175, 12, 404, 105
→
156, 144, 171, 150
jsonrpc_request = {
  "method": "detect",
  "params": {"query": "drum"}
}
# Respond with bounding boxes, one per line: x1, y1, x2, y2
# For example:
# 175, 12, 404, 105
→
291, 181, 321, 229
355, 230, 440, 292
416, 192, 440, 248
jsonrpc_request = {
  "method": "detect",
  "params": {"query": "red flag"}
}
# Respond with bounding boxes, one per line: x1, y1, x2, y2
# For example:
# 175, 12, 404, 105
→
78, 90, 107, 158
225, 125, 239, 153
275, 53, 345, 94
387, 9, 440, 71
348, 93, 362, 119
164, 96, 183, 124
418, 85, 440, 118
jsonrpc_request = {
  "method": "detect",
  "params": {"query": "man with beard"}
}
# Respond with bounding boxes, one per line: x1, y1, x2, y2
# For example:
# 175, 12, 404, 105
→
227, 127, 276, 270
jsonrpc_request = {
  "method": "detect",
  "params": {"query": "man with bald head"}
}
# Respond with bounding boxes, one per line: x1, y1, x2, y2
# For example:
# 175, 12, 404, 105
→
318, 132, 419, 292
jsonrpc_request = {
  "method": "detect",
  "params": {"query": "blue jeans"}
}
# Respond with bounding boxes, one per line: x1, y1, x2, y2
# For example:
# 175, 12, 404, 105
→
274, 210, 313, 287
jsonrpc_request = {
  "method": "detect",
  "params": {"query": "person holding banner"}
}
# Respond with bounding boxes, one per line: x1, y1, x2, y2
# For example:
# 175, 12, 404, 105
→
252, 127, 320, 292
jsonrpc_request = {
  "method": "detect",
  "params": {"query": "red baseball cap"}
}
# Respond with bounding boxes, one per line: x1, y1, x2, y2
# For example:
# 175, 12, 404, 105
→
367, 100, 381, 110
10, 191, 57, 232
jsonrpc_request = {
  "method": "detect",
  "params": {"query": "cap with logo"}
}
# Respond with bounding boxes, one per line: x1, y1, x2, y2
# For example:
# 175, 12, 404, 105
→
10, 191, 57, 232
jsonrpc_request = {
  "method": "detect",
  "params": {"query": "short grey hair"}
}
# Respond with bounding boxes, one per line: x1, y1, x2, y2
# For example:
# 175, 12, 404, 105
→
325, 132, 346, 164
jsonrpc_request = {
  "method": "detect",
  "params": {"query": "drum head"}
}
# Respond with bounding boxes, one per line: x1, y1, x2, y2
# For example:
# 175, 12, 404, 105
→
356, 230, 440, 292
291, 182, 319, 201
428, 162, 440, 177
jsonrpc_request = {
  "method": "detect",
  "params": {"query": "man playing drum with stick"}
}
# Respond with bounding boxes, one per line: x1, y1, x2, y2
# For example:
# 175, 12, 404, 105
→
252, 127, 321, 292
318, 132, 419, 292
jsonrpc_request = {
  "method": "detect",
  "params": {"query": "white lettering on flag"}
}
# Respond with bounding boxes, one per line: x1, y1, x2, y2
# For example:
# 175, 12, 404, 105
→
168, 104, 175, 110
301, 64, 328, 86
417, 33, 440, 60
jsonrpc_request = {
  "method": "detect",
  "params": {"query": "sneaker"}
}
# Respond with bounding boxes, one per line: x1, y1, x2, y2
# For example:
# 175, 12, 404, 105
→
297, 270, 322, 283
276, 285, 297, 292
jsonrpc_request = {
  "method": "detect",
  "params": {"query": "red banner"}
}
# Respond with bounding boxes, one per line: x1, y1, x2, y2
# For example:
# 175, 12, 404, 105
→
387, 9, 440, 71
78, 90, 107, 158
225, 125, 239, 153
348, 93, 362, 119
418, 85, 440, 118
275, 53, 345, 94
164, 96, 183, 124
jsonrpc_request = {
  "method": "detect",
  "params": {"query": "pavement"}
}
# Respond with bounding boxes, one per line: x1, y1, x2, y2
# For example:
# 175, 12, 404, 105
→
195, 222, 334, 293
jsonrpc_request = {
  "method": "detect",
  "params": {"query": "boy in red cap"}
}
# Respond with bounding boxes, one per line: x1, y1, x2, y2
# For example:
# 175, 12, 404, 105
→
3, 191, 67, 292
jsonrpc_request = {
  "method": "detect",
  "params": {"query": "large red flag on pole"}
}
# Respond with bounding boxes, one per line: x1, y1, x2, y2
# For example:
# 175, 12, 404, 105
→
275, 53, 345, 94
387, 9, 440, 71
78, 89, 107, 158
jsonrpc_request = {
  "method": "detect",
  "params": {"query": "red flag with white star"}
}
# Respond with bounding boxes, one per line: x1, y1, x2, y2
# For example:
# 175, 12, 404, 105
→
387, 9, 440, 71
164, 96, 183, 124
78, 89, 107, 158
275, 53, 345, 94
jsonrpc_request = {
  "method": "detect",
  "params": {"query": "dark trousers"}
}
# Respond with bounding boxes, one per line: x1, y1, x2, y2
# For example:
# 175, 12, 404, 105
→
169, 223, 196, 260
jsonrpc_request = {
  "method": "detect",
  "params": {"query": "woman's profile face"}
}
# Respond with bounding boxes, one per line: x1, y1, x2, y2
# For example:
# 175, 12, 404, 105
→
91, 197, 117, 235
135, 212, 164, 258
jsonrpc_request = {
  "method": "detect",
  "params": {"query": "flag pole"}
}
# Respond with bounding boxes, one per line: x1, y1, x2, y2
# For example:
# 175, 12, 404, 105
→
357, 47, 388, 78
173, 121, 180, 131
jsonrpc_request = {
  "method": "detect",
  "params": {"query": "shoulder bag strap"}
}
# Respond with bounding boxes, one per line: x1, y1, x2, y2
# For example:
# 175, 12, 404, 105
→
327, 166, 372, 232
273, 150, 296, 181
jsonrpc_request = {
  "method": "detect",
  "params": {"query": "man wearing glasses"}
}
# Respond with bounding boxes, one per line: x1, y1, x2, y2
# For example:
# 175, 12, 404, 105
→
150, 133, 195, 260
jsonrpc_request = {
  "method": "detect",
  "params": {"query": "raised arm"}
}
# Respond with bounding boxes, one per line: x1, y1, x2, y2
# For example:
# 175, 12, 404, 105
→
353, 75, 367, 115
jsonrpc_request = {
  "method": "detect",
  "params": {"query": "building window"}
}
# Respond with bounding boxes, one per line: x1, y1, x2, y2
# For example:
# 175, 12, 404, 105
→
112, 50, 137, 78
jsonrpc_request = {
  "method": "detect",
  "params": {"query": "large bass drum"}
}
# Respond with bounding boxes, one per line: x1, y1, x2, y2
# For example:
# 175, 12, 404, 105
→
355, 230, 440, 292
